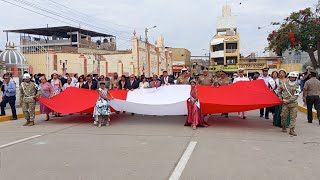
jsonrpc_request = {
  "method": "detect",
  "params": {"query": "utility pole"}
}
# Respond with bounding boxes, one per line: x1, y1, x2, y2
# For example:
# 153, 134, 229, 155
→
144, 26, 157, 76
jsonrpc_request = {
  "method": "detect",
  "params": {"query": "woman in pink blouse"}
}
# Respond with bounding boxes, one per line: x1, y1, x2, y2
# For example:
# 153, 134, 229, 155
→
39, 75, 54, 121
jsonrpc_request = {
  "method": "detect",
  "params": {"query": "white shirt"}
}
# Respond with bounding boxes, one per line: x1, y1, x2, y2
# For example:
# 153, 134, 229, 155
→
139, 82, 149, 88
233, 76, 249, 83
63, 83, 75, 91
260, 75, 272, 86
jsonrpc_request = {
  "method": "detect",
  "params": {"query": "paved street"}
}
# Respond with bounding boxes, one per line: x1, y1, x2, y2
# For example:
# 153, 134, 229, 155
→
0, 111, 319, 180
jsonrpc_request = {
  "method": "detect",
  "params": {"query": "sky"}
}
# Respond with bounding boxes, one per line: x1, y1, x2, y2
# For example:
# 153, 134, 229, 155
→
0, 0, 318, 57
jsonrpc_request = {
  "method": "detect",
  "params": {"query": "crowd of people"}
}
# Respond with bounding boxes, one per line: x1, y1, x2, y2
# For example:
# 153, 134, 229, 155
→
0, 66, 319, 136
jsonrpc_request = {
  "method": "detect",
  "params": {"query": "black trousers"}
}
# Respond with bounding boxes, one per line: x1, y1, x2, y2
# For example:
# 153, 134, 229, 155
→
1, 96, 17, 118
306, 95, 320, 121
260, 108, 270, 118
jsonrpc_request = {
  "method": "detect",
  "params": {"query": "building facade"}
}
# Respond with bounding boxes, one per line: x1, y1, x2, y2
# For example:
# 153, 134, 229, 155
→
103, 32, 173, 77
239, 53, 282, 78
209, 5, 240, 73
4, 26, 173, 77
170, 48, 191, 78
190, 56, 210, 75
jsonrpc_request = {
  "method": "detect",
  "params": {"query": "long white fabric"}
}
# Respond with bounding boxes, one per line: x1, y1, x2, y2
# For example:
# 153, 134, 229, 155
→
109, 85, 191, 115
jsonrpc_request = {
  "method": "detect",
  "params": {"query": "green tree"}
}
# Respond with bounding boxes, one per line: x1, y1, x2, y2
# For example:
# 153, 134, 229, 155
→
266, 7, 320, 69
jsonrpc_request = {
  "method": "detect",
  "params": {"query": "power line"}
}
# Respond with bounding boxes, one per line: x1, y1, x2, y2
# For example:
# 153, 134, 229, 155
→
33, 0, 136, 35
44, 0, 144, 30
6, 0, 133, 41
0, 0, 76, 26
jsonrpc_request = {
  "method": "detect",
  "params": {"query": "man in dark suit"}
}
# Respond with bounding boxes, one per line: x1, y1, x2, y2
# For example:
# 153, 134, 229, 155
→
82, 74, 98, 90
160, 71, 174, 85
126, 74, 139, 90
150, 74, 161, 88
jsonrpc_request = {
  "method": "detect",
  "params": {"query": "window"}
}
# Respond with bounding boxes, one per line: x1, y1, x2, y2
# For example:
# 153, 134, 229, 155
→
213, 43, 224, 51
214, 58, 224, 65
226, 57, 238, 64
226, 43, 237, 53
293, 52, 301, 63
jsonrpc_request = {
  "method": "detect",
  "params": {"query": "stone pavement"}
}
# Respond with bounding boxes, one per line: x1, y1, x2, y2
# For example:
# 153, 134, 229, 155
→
0, 111, 319, 180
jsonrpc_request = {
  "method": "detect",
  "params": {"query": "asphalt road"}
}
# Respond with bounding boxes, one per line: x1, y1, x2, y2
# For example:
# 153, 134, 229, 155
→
0, 111, 319, 180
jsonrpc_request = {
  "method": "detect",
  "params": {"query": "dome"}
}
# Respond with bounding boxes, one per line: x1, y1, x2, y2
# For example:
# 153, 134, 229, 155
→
5, 41, 15, 49
0, 41, 28, 68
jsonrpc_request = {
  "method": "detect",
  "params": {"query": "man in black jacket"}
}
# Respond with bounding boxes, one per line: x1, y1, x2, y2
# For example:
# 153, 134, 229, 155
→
160, 71, 174, 85
82, 74, 98, 90
126, 74, 139, 116
126, 74, 139, 90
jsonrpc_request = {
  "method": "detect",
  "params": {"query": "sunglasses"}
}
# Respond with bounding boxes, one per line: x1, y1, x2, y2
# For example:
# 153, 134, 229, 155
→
4, 78, 8, 79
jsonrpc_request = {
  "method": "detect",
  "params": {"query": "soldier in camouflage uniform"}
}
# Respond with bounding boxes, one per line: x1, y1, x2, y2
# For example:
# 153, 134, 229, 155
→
213, 70, 232, 87
277, 72, 301, 136
198, 68, 214, 86
214, 70, 232, 118
20, 73, 41, 126
176, 68, 190, 85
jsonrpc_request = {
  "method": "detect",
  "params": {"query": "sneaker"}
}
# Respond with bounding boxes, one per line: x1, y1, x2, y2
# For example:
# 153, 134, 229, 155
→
11, 117, 18, 120
260, 114, 263, 117
0, 114, 5, 116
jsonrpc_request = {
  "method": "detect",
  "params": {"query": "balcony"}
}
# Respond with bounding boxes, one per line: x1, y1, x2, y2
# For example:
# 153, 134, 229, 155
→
211, 50, 224, 58
226, 49, 237, 54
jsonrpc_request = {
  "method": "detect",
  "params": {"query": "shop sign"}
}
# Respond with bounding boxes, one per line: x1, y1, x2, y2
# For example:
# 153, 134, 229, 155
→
238, 63, 266, 70
172, 65, 184, 72
210, 65, 239, 72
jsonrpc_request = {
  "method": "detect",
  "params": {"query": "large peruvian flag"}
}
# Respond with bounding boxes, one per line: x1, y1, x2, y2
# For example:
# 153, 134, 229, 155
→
37, 80, 281, 115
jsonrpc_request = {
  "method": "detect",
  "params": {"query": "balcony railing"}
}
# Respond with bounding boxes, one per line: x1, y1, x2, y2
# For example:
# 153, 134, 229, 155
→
226, 49, 237, 53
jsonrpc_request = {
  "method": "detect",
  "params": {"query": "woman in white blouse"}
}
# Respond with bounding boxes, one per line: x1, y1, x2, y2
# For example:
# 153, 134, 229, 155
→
268, 71, 280, 118
139, 77, 149, 88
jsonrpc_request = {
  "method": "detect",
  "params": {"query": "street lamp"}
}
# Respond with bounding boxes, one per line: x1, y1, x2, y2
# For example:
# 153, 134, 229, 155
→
145, 25, 157, 42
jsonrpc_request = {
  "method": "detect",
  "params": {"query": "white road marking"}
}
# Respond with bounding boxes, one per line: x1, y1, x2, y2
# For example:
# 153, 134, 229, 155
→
0, 135, 42, 149
169, 141, 197, 180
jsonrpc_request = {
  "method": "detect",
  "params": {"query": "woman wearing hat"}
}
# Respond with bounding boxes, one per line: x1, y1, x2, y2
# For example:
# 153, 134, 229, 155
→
93, 81, 114, 127
184, 80, 209, 130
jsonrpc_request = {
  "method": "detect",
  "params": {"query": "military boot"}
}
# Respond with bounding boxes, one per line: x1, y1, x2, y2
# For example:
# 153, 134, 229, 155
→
289, 128, 297, 136
282, 125, 287, 133
23, 120, 30, 126
28, 121, 35, 126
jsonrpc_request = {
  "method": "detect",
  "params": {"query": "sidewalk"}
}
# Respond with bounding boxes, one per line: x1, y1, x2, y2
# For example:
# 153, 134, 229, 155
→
297, 94, 317, 118
0, 105, 40, 122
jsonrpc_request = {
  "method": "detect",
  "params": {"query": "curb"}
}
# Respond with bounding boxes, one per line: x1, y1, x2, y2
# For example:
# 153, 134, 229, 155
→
297, 106, 317, 118
0, 111, 41, 122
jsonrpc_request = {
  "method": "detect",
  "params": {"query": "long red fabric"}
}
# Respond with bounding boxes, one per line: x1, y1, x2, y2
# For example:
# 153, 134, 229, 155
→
198, 80, 281, 114
38, 80, 281, 114
38, 87, 127, 114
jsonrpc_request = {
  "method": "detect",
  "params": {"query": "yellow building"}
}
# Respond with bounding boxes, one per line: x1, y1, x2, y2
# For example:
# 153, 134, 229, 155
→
170, 48, 191, 77
209, 5, 240, 73
239, 54, 282, 78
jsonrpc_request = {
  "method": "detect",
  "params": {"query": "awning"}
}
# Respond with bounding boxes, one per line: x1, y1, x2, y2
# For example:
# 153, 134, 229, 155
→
210, 38, 224, 45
